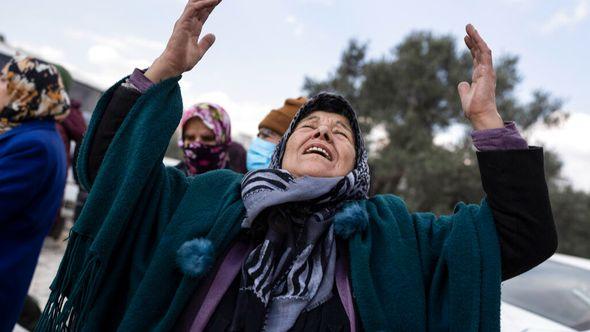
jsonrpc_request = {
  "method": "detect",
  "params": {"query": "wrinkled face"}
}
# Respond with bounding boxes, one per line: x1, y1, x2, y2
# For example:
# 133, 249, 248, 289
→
0, 75, 9, 110
282, 110, 356, 178
183, 117, 216, 146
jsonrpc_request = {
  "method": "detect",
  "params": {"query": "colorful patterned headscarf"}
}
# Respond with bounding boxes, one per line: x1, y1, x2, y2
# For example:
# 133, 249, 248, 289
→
0, 55, 70, 135
178, 103, 232, 175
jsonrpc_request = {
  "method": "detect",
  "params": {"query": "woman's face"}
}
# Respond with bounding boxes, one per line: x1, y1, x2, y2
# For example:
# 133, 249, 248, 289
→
183, 117, 216, 146
282, 110, 356, 178
0, 76, 9, 110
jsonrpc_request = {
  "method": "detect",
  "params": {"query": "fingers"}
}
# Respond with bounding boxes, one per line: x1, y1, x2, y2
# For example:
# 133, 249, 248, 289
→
175, 0, 219, 44
465, 24, 493, 66
189, 0, 220, 19
457, 81, 471, 117
197, 4, 216, 23
197, 0, 221, 21
180, 0, 211, 17
464, 35, 478, 66
457, 81, 471, 105
464, 35, 474, 50
189, 0, 220, 10
196, 33, 216, 59
180, 0, 219, 23
468, 24, 489, 51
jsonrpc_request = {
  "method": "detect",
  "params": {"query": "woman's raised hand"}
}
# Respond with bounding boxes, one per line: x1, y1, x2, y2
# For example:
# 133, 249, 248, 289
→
458, 24, 504, 130
145, 0, 221, 83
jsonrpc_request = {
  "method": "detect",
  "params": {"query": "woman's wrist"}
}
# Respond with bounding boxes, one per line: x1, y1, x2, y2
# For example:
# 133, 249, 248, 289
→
125, 69, 154, 94
472, 121, 529, 151
469, 111, 504, 131
144, 57, 181, 83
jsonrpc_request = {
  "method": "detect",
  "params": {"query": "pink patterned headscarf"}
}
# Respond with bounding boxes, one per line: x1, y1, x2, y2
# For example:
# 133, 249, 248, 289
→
180, 103, 232, 145
178, 103, 232, 175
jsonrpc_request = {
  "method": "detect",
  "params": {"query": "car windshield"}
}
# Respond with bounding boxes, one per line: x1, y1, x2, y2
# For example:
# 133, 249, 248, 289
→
502, 260, 590, 331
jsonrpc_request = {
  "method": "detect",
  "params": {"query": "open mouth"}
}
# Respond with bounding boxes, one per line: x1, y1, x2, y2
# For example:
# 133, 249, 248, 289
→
303, 145, 333, 161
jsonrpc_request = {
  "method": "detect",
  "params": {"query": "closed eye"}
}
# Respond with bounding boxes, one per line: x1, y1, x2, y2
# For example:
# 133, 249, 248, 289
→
299, 124, 314, 129
335, 131, 351, 141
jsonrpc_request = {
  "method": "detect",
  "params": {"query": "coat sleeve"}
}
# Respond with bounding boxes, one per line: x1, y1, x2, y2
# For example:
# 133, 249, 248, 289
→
37, 77, 194, 330
85, 84, 141, 183
73, 76, 189, 237
379, 147, 557, 282
408, 147, 557, 282
346, 150, 556, 331
347, 195, 501, 331
476, 147, 557, 280
0, 138, 51, 222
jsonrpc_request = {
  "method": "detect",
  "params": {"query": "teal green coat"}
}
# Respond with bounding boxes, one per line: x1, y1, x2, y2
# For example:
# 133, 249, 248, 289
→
38, 77, 501, 332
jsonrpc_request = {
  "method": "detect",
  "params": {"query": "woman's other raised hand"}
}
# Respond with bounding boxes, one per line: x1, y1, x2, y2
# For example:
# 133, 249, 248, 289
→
458, 24, 504, 130
145, 0, 221, 83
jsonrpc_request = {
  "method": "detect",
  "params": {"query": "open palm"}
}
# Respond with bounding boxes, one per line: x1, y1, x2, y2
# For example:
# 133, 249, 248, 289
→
458, 24, 503, 130
147, 0, 220, 82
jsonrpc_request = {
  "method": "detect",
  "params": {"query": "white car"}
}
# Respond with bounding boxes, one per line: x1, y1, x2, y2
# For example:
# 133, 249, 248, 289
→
501, 253, 590, 331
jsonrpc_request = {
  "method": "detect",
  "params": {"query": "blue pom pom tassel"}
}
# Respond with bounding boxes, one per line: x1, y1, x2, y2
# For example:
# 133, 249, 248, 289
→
334, 202, 369, 239
177, 238, 214, 277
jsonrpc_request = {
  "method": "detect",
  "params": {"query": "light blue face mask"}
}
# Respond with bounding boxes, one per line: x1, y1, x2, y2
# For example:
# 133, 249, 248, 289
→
247, 136, 277, 171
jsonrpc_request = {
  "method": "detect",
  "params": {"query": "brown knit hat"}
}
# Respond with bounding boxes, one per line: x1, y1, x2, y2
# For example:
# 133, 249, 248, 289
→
259, 97, 308, 135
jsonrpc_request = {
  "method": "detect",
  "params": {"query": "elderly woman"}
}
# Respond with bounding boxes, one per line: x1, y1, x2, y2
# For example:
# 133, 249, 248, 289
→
0, 56, 70, 331
38, 1, 556, 331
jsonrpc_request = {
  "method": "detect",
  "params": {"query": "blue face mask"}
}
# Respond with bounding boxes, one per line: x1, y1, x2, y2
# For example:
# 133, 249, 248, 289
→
247, 136, 277, 171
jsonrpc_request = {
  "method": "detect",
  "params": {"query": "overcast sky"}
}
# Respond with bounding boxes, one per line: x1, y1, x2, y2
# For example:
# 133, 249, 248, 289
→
1, 0, 589, 191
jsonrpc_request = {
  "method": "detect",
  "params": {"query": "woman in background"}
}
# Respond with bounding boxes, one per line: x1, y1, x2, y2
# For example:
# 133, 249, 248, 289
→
0, 55, 70, 331
247, 97, 307, 171
177, 102, 246, 175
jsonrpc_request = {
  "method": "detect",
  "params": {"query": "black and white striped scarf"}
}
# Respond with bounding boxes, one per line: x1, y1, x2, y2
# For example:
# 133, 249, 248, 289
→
236, 93, 369, 331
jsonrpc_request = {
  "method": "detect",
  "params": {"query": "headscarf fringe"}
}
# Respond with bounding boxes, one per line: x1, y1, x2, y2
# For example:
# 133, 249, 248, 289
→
36, 232, 102, 331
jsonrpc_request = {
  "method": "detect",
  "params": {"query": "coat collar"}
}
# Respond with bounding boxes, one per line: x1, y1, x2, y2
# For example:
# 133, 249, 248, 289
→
0, 120, 56, 142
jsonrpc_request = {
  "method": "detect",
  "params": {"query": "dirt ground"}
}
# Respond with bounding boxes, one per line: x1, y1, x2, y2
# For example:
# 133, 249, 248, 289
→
13, 237, 66, 332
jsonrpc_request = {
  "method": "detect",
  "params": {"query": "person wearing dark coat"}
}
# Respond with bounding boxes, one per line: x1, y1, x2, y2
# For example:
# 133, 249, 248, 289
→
0, 55, 70, 332
37, 1, 556, 331
226, 141, 247, 173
